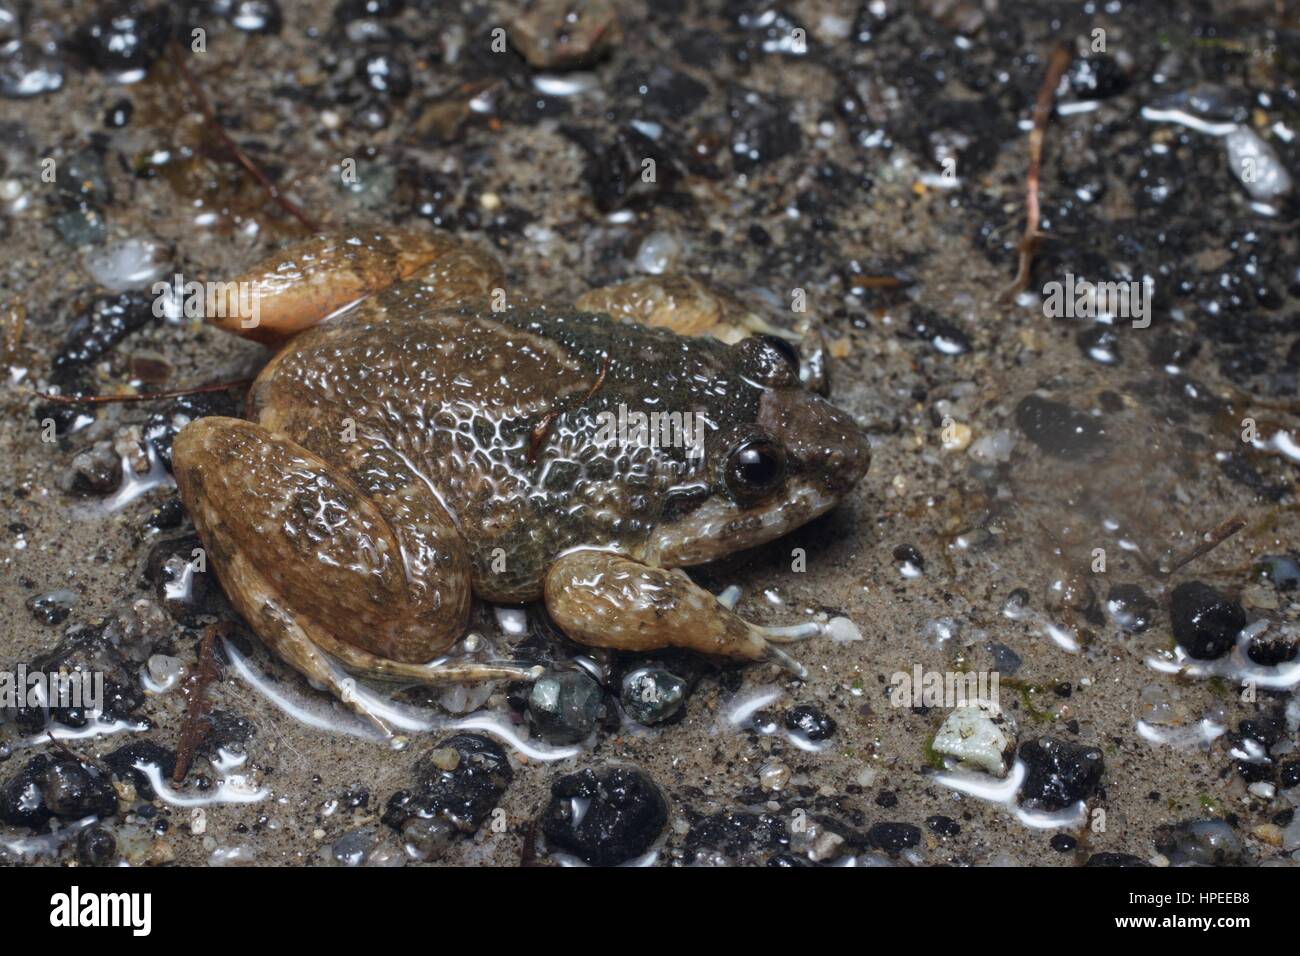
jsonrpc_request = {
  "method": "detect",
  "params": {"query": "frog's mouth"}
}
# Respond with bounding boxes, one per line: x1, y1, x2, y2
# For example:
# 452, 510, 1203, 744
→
643, 481, 837, 567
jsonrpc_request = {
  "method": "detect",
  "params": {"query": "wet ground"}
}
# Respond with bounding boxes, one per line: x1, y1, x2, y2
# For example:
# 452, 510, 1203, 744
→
2, 0, 1300, 867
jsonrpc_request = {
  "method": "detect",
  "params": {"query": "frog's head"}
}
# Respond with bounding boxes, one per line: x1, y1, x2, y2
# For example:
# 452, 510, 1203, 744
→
646, 336, 870, 566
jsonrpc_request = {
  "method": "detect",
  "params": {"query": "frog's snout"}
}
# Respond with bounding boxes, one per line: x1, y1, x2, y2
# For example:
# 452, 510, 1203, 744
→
759, 389, 870, 498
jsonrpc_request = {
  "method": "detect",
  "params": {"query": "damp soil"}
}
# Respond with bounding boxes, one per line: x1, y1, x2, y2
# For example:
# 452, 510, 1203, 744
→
1, 0, 1299, 867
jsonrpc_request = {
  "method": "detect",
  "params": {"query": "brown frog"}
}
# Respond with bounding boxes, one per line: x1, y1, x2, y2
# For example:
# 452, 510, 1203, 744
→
173, 229, 870, 735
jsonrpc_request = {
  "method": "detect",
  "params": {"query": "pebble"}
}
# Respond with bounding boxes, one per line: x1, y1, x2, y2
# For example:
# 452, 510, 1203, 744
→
1224, 125, 1292, 202
381, 734, 512, 835
1169, 581, 1246, 660
1154, 819, 1245, 866
527, 670, 604, 744
620, 666, 687, 725
541, 767, 667, 866
509, 0, 622, 70
63, 441, 122, 496
0, 39, 64, 98
84, 238, 172, 291
1017, 737, 1105, 811
932, 702, 1016, 777
71, 0, 172, 79
26, 589, 74, 626
926, 815, 960, 837
1106, 583, 1155, 633
868, 822, 920, 856
783, 704, 836, 741
634, 231, 682, 275
758, 759, 790, 791
331, 827, 375, 866
208, 0, 283, 34
356, 51, 410, 97
400, 817, 456, 862
686, 810, 788, 863
76, 825, 117, 866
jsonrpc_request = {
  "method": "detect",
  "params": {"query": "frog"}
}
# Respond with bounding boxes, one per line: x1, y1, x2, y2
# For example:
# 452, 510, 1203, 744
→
172, 229, 871, 737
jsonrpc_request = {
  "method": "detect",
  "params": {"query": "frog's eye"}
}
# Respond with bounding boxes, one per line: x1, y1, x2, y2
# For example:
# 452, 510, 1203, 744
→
725, 437, 787, 502
738, 335, 800, 387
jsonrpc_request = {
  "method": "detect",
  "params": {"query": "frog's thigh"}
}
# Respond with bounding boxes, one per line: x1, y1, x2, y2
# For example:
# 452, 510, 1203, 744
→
543, 550, 770, 662
215, 229, 497, 346
174, 416, 474, 670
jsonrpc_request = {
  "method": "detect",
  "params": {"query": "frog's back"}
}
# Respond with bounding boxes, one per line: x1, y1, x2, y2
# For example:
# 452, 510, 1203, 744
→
248, 297, 744, 600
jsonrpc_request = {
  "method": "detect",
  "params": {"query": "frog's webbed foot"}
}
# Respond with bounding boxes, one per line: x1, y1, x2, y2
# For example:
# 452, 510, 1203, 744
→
211, 229, 503, 347
543, 550, 813, 678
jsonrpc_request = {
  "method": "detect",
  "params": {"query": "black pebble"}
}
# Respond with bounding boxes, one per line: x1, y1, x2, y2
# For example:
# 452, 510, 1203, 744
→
926, 814, 960, 837
784, 705, 836, 741
1050, 833, 1077, 852
1018, 737, 1105, 811
542, 767, 667, 866
382, 734, 512, 835
1169, 581, 1246, 660
867, 822, 920, 856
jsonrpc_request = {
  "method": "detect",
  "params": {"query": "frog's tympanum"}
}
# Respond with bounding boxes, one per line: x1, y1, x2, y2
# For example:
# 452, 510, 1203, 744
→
173, 230, 870, 735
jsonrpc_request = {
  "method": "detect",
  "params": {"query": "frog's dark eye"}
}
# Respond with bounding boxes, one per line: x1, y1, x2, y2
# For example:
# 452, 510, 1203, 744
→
725, 437, 787, 501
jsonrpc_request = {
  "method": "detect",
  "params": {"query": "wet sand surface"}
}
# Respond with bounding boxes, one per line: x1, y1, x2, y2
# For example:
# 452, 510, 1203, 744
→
1, 0, 1299, 866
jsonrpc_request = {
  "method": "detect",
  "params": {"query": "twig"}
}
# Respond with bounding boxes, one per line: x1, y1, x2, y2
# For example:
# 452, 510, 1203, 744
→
167, 46, 320, 233
1157, 513, 1247, 577
173, 623, 225, 785
33, 378, 252, 406
527, 353, 610, 463
1001, 43, 1072, 300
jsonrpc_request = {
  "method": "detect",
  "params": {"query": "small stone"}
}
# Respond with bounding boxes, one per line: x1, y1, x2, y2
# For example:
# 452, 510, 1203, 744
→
71, 0, 172, 77
0, 39, 65, 98
758, 759, 790, 791
63, 441, 121, 496
1017, 737, 1105, 811
1106, 583, 1155, 632
76, 825, 117, 866
381, 734, 512, 835
1154, 819, 1245, 866
1050, 833, 1077, 852
783, 705, 836, 741
400, 817, 456, 862
40, 758, 118, 819
426, 747, 460, 772
1170, 581, 1246, 660
84, 238, 171, 292
541, 767, 667, 866
926, 815, 960, 837
208, 0, 283, 33
1225, 125, 1292, 202
1085, 852, 1151, 867
932, 701, 1016, 777
620, 666, 687, 725
527, 670, 604, 744
26, 590, 74, 626
509, 0, 622, 70
356, 51, 410, 97
868, 822, 920, 856
331, 827, 375, 867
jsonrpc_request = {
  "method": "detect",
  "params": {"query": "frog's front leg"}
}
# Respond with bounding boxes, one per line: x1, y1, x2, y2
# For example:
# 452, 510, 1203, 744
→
173, 417, 536, 737
543, 550, 813, 677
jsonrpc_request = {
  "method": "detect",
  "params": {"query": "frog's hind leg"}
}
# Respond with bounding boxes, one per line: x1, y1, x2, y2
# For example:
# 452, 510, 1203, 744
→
211, 229, 503, 347
543, 549, 811, 678
173, 416, 532, 737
